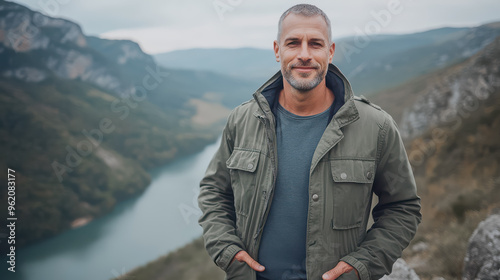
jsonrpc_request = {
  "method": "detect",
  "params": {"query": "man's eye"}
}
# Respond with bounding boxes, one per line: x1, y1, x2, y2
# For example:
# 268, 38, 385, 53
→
288, 41, 299, 46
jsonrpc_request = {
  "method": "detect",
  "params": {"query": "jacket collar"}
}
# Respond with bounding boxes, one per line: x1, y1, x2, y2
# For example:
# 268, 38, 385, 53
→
253, 63, 359, 127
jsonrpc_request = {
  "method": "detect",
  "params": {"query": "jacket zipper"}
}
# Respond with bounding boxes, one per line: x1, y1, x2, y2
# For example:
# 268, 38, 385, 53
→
252, 97, 278, 256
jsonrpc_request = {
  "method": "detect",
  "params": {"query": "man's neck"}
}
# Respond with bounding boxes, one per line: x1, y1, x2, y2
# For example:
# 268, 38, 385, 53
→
279, 79, 334, 116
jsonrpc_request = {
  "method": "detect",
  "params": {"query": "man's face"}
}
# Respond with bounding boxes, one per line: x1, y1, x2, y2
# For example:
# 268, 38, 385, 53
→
274, 13, 335, 92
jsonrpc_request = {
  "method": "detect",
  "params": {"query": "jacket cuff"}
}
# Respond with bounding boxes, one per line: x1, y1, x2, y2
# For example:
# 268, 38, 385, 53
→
216, 244, 243, 271
340, 255, 370, 280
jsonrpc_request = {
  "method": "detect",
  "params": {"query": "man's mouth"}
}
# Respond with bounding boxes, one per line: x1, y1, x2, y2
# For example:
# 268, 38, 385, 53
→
292, 66, 317, 73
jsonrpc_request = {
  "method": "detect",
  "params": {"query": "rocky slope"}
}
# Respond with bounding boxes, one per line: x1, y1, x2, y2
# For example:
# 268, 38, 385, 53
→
400, 37, 500, 139
0, 1, 134, 96
393, 38, 500, 279
370, 35, 500, 137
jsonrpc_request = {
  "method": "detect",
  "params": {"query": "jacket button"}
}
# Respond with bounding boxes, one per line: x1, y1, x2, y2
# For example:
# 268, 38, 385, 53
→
340, 172, 347, 180
312, 194, 319, 202
366, 171, 373, 180
247, 163, 254, 170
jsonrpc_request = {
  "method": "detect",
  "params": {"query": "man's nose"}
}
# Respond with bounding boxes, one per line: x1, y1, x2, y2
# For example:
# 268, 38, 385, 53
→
297, 41, 312, 61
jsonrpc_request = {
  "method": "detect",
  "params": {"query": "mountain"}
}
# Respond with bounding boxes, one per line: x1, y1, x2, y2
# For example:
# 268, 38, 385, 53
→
0, 0, 255, 247
124, 33, 500, 280
154, 47, 279, 86
370, 31, 500, 139
154, 22, 500, 96
332, 25, 499, 95
85, 37, 257, 110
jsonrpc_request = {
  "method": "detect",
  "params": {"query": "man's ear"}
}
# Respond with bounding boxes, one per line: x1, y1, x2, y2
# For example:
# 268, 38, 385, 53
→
273, 40, 280, 62
329, 42, 336, 63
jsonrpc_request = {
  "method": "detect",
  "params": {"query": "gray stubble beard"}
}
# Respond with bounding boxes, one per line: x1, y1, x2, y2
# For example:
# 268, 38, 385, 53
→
282, 66, 326, 92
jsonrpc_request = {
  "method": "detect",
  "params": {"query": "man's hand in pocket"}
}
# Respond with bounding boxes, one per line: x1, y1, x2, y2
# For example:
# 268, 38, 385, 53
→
230, 251, 265, 272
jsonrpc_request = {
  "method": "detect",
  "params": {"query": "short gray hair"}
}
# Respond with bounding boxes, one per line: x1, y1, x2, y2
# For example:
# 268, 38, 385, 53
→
277, 4, 332, 44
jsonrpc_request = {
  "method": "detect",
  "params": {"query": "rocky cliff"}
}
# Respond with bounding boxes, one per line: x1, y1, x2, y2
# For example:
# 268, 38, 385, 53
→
398, 36, 500, 139
0, 1, 136, 97
370, 35, 500, 140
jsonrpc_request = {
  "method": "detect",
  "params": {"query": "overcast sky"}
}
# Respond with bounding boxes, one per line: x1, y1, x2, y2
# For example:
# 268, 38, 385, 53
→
13, 0, 500, 54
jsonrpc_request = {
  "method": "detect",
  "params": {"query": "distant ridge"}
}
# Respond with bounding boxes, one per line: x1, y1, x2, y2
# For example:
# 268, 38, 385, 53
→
155, 21, 500, 96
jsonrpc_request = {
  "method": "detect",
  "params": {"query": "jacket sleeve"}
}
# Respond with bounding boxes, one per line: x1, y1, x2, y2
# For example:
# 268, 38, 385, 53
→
340, 116, 422, 280
197, 114, 245, 271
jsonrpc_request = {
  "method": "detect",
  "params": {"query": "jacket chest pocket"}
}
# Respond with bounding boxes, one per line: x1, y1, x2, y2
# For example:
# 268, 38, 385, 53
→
329, 159, 375, 231
226, 149, 261, 217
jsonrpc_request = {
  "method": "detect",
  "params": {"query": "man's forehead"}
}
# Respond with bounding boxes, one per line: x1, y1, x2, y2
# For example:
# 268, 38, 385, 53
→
280, 13, 329, 40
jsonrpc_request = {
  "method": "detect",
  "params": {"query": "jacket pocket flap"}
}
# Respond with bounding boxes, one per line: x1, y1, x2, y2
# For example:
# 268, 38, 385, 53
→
331, 219, 362, 230
226, 149, 260, 172
330, 159, 375, 183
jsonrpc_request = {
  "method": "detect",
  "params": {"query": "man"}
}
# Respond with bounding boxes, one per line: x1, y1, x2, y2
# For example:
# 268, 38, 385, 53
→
198, 4, 421, 280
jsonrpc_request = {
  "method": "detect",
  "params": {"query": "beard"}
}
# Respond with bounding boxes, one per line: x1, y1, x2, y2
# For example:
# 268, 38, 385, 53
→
282, 61, 326, 92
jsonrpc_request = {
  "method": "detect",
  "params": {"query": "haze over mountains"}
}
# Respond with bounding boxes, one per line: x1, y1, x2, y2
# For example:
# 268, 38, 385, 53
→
155, 22, 500, 96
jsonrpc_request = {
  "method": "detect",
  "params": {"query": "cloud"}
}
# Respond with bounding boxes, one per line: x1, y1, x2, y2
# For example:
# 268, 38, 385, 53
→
100, 13, 279, 54
14, 0, 500, 54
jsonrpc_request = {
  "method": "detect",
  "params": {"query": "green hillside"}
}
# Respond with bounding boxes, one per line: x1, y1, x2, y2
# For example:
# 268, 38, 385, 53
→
0, 75, 218, 246
114, 237, 225, 280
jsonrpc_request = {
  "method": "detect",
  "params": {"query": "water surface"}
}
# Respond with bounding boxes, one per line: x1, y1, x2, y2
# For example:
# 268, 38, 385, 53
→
1, 139, 220, 280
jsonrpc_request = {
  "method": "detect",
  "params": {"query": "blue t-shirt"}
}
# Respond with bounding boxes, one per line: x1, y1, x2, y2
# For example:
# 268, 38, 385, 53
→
257, 102, 331, 280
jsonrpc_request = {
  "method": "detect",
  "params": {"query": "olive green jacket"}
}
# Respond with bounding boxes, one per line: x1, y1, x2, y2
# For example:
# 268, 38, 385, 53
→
198, 64, 421, 280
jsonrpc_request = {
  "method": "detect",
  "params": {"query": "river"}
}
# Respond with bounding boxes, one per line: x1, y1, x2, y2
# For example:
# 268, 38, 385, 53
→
1, 139, 221, 280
